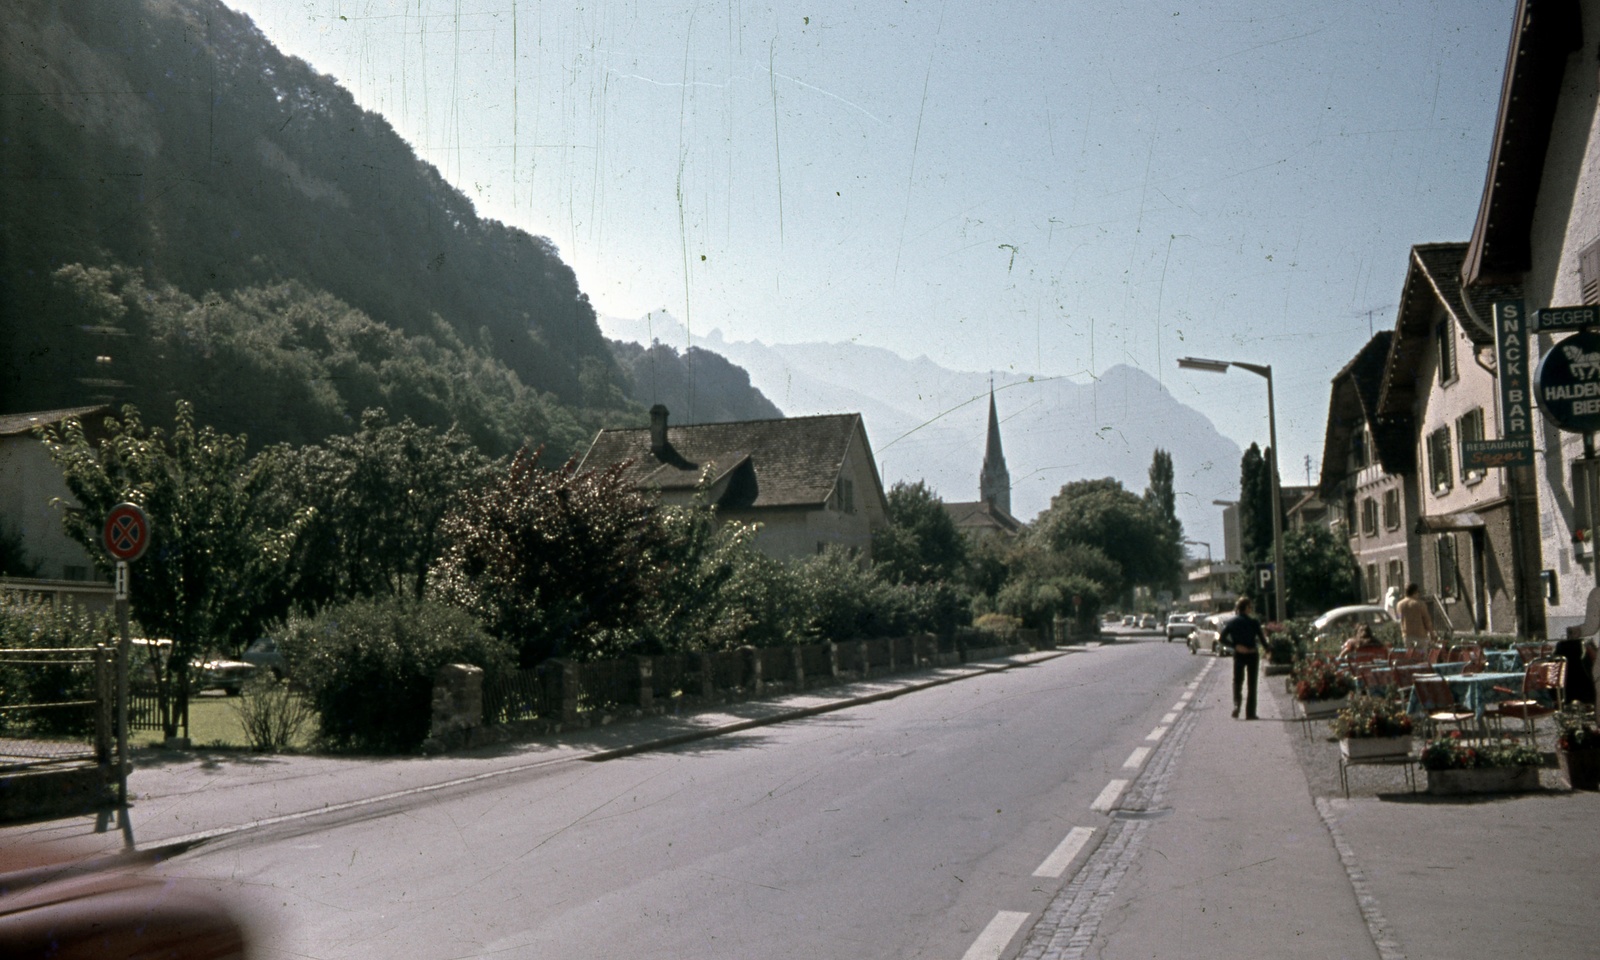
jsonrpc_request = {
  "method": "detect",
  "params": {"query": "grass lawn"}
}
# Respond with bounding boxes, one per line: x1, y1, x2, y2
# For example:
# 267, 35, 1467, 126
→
130, 690, 317, 751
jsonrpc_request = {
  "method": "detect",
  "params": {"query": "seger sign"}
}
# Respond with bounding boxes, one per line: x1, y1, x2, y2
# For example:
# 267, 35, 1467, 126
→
1535, 330, 1600, 433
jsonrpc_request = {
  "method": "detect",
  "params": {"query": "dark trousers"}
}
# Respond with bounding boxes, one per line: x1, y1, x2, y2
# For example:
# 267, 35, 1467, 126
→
1232, 651, 1260, 718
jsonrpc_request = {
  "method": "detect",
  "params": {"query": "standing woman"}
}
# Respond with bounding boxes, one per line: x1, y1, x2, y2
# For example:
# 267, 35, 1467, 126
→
1221, 596, 1267, 719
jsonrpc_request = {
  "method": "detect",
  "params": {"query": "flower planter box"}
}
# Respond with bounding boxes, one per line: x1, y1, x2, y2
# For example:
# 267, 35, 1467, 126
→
1425, 765, 1540, 796
1557, 747, 1600, 791
1263, 663, 1292, 676
1297, 696, 1348, 719
1340, 736, 1411, 761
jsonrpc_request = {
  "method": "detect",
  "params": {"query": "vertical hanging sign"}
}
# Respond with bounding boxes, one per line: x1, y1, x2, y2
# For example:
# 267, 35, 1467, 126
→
1464, 300, 1536, 468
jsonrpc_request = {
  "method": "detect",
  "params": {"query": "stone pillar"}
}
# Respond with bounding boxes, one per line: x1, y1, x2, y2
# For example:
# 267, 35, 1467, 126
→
887, 637, 898, 673
857, 640, 871, 678
791, 647, 806, 690
741, 645, 763, 695
430, 663, 485, 739
828, 641, 841, 680
541, 658, 579, 723
636, 655, 654, 711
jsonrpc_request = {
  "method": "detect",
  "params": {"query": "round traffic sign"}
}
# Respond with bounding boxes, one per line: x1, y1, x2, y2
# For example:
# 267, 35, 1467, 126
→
1535, 330, 1600, 433
103, 502, 150, 562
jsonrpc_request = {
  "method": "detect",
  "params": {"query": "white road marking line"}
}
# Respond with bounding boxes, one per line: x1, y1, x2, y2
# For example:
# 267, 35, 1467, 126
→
1090, 779, 1129, 812
1033, 826, 1096, 878
960, 910, 1031, 960
1146, 725, 1168, 741
1179, 691, 1193, 701
1122, 747, 1150, 769
1162, 712, 1179, 724
1171, 701, 1188, 712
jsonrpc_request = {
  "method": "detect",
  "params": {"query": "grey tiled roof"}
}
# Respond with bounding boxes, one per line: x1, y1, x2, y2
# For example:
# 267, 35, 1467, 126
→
578, 413, 873, 509
1412, 243, 1491, 344
0, 406, 111, 438
943, 500, 1025, 535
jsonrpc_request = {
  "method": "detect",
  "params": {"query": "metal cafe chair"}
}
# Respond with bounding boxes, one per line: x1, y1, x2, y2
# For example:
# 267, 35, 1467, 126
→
1486, 658, 1565, 749
1412, 675, 1478, 740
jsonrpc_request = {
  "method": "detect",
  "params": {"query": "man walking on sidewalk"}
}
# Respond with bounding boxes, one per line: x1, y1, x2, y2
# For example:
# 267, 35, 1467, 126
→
1222, 596, 1266, 719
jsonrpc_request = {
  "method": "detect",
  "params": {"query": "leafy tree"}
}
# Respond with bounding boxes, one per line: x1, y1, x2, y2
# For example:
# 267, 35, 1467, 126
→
873, 481, 969, 585
0, 520, 40, 578
40, 403, 309, 738
432, 450, 676, 665
1282, 525, 1360, 616
1143, 449, 1185, 594
1034, 477, 1168, 599
992, 537, 1116, 631
1238, 443, 1276, 564
259, 411, 492, 612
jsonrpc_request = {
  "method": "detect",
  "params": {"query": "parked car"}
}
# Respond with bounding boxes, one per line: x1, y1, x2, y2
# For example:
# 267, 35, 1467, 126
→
1138, 614, 1157, 630
1189, 614, 1230, 656
1165, 614, 1197, 643
1122, 615, 1137, 627
239, 637, 288, 680
195, 657, 258, 696
1311, 605, 1396, 645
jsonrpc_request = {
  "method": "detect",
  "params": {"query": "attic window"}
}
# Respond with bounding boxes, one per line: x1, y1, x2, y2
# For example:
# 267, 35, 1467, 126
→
836, 478, 856, 514
1580, 237, 1600, 304
1436, 320, 1457, 386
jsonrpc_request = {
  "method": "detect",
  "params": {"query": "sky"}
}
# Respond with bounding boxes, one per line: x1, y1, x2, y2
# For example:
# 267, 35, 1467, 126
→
226, 0, 1515, 490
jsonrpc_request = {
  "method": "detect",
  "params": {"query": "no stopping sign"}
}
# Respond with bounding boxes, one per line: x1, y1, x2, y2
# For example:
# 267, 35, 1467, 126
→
103, 502, 150, 562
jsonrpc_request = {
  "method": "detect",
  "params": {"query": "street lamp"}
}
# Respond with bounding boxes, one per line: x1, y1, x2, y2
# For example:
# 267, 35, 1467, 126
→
1183, 539, 1212, 564
1177, 356, 1286, 622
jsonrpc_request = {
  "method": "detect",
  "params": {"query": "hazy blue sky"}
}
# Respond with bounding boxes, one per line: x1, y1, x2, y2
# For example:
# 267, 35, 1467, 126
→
229, 0, 1513, 488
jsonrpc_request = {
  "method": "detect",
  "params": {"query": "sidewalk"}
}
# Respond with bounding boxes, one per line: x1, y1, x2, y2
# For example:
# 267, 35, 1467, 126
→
0, 648, 1073, 863
1082, 656, 1600, 960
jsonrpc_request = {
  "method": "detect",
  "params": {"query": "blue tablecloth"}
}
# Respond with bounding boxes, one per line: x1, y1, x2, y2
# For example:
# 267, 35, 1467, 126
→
1407, 670, 1530, 720
1486, 649, 1520, 672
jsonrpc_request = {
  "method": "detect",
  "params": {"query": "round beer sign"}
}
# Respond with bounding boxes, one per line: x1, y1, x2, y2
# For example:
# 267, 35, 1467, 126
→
1535, 331, 1600, 433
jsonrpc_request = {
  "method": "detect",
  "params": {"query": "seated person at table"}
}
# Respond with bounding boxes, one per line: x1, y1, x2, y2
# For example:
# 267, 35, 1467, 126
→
1339, 624, 1386, 659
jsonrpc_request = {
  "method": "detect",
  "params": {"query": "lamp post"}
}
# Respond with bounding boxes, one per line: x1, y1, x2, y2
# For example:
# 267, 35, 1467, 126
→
1178, 356, 1286, 622
1183, 538, 1212, 565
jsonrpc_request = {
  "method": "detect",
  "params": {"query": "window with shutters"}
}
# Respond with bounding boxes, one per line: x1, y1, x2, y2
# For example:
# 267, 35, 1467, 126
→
1436, 320, 1457, 386
1580, 236, 1600, 304
1361, 497, 1378, 537
1386, 559, 1404, 592
1383, 488, 1401, 530
1436, 535, 1457, 600
1365, 563, 1379, 603
1428, 427, 1453, 495
1457, 407, 1485, 485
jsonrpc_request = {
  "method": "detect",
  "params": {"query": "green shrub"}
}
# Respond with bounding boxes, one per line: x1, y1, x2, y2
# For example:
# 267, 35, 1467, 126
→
275, 597, 513, 753
0, 595, 115, 737
232, 675, 314, 752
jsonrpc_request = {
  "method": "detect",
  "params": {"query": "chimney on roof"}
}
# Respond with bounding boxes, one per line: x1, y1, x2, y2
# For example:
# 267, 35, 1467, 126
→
650, 405, 670, 457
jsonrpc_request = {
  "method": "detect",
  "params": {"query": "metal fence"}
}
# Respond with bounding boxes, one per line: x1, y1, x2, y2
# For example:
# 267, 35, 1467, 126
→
0, 645, 113, 771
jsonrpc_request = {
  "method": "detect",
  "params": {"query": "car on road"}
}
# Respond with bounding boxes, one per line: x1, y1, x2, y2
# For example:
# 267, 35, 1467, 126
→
1137, 614, 1157, 630
1188, 614, 1231, 656
1165, 614, 1197, 642
1122, 615, 1137, 627
1311, 605, 1396, 645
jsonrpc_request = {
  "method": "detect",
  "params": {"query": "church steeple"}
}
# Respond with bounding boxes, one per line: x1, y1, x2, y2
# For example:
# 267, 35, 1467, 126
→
980, 383, 1011, 516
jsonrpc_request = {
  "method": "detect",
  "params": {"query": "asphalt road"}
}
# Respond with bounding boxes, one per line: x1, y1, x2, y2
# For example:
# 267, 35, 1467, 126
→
154, 637, 1198, 959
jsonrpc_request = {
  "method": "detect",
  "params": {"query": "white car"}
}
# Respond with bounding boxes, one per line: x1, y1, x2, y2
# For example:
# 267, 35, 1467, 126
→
1312, 605, 1396, 644
1165, 615, 1197, 642
1188, 615, 1231, 656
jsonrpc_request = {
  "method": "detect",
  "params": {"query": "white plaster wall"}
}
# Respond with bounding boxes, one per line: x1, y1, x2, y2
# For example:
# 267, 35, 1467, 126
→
0, 437, 98, 580
1525, 0, 1600, 635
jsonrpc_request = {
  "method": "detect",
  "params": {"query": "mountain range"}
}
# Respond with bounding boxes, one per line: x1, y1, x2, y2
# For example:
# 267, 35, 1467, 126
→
601, 312, 1243, 549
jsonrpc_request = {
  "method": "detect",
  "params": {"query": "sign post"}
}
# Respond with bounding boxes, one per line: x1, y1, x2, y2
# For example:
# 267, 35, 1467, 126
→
103, 503, 149, 807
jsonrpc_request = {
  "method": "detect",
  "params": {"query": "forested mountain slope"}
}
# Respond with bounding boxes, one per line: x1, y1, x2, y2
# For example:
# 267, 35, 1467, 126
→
1, 0, 632, 455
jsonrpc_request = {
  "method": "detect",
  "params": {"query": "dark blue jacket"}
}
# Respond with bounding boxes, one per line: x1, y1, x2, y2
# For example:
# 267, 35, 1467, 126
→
1220, 613, 1265, 653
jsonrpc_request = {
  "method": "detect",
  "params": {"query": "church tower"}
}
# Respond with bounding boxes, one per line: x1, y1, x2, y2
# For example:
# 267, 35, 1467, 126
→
979, 385, 1011, 516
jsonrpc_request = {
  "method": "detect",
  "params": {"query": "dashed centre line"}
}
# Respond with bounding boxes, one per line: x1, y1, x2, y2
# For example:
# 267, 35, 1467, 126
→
1145, 725, 1168, 741
1090, 779, 1128, 812
1161, 712, 1179, 724
960, 910, 1030, 960
1033, 826, 1096, 878
1122, 747, 1150, 769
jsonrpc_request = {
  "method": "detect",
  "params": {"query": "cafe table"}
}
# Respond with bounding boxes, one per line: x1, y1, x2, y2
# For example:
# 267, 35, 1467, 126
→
1406, 670, 1528, 720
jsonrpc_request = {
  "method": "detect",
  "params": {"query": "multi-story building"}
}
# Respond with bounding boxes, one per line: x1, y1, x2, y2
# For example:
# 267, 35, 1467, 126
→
1320, 332, 1422, 606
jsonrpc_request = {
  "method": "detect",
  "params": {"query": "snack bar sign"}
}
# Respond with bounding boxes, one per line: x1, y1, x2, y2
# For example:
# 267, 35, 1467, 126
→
1468, 300, 1535, 467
